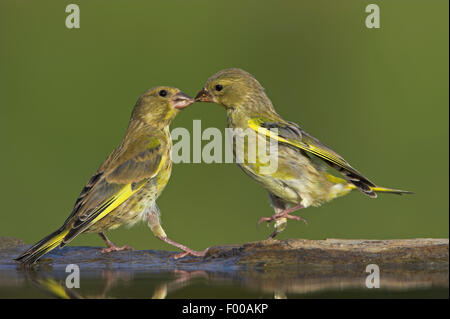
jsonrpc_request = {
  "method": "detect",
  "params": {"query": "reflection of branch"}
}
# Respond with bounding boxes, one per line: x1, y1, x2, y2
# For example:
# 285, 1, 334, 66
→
238, 270, 450, 297
24, 269, 209, 299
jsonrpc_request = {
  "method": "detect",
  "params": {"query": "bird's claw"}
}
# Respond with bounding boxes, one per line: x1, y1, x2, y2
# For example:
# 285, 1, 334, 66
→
171, 248, 210, 260
287, 214, 308, 225
101, 245, 133, 254
257, 213, 308, 227
258, 216, 274, 227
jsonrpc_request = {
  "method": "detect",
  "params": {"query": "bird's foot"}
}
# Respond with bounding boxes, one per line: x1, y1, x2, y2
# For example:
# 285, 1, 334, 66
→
258, 211, 308, 227
156, 235, 209, 260
101, 244, 133, 254
172, 247, 210, 260
98, 232, 132, 253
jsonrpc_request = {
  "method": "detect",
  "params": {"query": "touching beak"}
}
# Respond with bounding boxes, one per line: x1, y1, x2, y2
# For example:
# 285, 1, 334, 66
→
195, 89, 214, 103
172, 92, 194, 110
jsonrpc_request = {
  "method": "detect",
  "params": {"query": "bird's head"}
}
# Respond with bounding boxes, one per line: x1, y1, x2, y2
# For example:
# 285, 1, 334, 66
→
132, 86, 193, 126
195, 68, 272, 113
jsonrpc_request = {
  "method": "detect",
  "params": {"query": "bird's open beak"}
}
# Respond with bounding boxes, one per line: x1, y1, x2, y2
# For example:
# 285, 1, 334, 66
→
172, 92, 194, 110
195, 89, 214, 103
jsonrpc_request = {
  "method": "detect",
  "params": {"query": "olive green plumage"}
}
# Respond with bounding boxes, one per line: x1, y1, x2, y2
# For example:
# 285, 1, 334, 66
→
16, 87, 194, 264
195, 68, 412, 236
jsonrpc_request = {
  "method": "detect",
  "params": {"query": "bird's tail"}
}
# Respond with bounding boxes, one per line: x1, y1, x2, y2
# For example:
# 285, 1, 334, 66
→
366, 185, 414, 195
325, 173, 413, 198
14, 227, 69, 265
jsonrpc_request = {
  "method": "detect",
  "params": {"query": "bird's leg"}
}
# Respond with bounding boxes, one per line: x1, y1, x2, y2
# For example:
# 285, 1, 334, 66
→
98, 233, 132, 253
260, 194, 308, 239
156, 235, 209, 259
146, 203, 208, 259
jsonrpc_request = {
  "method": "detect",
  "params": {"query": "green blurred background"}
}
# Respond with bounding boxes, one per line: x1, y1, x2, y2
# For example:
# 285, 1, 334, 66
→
0, 0, 448, 252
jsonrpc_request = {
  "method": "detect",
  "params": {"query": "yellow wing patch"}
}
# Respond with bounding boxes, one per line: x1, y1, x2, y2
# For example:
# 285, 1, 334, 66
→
79, 157, 165, 228
248, 118, 352, 170
91, 181, 147, 225
65, 156, 165, 243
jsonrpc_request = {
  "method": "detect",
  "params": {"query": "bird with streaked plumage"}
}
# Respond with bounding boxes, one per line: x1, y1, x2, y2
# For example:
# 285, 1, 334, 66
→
195, 68, 412, 238
16, 87, 208, 265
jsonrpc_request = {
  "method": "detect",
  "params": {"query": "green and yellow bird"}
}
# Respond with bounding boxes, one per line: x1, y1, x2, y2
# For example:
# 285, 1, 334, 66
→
16, 87, 207, 265
195, 68, 412, 238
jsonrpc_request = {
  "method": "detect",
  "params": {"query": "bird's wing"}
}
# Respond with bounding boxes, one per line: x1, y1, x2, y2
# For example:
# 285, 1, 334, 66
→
61, 135, 165, 244
248, 117, 377, 197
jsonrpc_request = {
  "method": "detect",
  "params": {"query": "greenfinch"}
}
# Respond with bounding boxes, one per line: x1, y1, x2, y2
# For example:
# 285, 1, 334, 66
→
195, 68, 412, 238
16, 87, 207, 265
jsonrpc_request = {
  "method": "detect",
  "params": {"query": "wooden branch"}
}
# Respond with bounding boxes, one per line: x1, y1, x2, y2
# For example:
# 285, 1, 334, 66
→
1, 237, 448, 297
205, 238, 449, 268
2, 237, 448, 268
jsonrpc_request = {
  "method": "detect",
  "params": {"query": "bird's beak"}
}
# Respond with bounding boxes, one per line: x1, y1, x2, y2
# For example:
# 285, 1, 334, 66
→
172, 92, 194, 110
195, 89, 214, 103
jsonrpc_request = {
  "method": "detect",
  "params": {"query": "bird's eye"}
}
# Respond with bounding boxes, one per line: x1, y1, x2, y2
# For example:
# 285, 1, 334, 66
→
215, 84, 223, 92
159, 90, 168, 97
